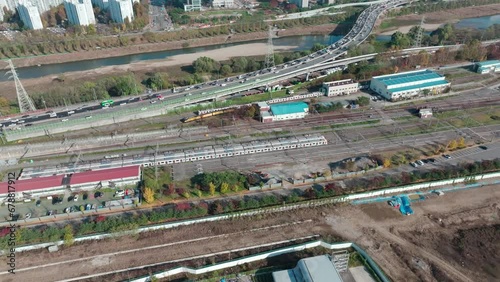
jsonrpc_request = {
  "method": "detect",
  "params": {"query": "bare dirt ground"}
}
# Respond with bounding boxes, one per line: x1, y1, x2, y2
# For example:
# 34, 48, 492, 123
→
0, 184, 498, 281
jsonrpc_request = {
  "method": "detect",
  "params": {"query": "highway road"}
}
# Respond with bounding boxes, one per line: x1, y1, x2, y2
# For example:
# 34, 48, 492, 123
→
0, 0, 409, 130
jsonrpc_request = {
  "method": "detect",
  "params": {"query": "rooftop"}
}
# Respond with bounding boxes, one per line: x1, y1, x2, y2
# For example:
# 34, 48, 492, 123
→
270, 102, 308, 116
373, 69, 443, 86
0, 175, 64, 194
323, 79, 356, 87
273, 255, 343, 282
476, 60, 500, 67
69, 166, 141, 185
389, 80, 450, 94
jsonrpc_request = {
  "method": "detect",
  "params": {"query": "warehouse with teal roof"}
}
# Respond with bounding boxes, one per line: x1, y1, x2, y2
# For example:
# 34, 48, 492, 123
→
258, 102, 309, 122
474, 60, 500, 74
370, 69, 450, 101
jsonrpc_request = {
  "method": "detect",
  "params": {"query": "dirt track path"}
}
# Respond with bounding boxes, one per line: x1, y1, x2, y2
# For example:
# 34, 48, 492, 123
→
375, 224, 473, 282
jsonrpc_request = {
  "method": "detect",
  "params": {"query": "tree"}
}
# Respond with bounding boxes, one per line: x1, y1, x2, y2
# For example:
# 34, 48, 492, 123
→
447, 140, 458, 151
245, 105, 256, 118
193, 56, 219, 73
220, 182, 229, 194
457, 137, 466, 149
356, 96, 370, 107
220, 64, 232, 76
209, 182, 216, 196
231, 184, 239, 192
143, 187, 155, 203
390, 31, 411, 49
383, 158, 391, 168
63, 225, 74, 247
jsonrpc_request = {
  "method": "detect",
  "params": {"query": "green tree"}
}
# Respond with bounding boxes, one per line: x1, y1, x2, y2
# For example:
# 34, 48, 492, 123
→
209, 182, 216, 196
193, 56, 219, 73
356, 96, 370, 106
390, 31, 411, 49
220, 64, 232, 76
220, 182, 229, 194
231, 57, 248, 72
63, 225, 74, 247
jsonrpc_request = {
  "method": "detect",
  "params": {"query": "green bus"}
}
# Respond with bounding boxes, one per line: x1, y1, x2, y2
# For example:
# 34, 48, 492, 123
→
101, 100, 114, 107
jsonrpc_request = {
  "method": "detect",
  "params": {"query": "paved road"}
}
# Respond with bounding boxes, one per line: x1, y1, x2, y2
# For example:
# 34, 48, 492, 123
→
1, 0, 408, 129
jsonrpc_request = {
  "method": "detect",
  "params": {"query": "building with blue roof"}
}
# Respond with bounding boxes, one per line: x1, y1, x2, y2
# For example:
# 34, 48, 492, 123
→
269, 102, 309, 121
475, 60, 500, 74
370, 69, 450, 101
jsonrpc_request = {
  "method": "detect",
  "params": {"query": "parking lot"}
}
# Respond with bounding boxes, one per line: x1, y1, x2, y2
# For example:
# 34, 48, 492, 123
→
1, 188, 138, 222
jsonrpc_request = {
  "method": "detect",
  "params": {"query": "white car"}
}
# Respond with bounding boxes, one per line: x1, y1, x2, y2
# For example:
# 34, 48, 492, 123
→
61, 119, 69, 122
73, 195, 79, 201
150, 100, 157, 104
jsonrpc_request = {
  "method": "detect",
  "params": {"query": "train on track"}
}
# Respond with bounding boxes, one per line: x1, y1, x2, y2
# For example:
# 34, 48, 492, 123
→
181, 109, 235, 123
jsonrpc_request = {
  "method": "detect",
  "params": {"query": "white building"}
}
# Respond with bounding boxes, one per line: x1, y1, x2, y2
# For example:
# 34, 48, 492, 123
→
269, 102, 309, 121
184, 0, 201, 11
322, 79, 359, 97
273, 255, 343, 282
289, 0, 308, 8
109, 0, 134, 23
17, 1, 43, 29
370, 69, 450, 101
212, 0, 233, 8
64, 0, 95, 26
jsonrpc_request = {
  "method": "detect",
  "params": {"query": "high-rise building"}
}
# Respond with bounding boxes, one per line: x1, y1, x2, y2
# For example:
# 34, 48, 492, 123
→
1, 0, 64, 22
17, 1, 43, 29
109, 0, 134, 23
289, 0, 308, 8
64, 0, 95, 26
211, 0, 233, 8
91, 0, 109, 10
184, 0, 201, 11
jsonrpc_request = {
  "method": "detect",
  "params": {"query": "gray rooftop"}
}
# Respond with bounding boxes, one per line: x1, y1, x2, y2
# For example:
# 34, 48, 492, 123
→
272, 255, 343, 282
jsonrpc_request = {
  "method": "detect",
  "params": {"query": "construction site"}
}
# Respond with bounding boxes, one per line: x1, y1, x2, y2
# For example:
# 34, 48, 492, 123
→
0, 182, 497, 282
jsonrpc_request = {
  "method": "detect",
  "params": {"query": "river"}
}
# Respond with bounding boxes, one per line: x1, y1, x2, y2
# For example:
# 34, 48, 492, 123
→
5, 14, 500, 81
1, 34, 342, 82
376, 14, 500, 42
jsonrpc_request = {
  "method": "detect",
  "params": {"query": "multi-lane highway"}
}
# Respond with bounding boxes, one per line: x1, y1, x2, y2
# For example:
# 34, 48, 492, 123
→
0, 0, 409, 131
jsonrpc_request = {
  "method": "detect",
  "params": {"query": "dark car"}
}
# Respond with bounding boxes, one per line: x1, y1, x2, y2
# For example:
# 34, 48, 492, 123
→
427, 158, 436, 163
479, 146, 488, 150
94, 192, 103, 198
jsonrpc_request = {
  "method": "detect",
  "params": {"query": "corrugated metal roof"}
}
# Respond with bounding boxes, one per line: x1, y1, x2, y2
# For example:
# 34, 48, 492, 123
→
273, 255, 343, 282
476, 60, 500, 67
374, 70, 442, 86
0, 175, 64, 193
69, 166, 140, 185
271, 102, 308, 116
390, 80, 449, 93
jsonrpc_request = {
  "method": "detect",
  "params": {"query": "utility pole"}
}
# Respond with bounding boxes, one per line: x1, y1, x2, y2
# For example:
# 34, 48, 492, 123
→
413, 16, 425, 48
264, 25, 275, 69
6, 59, 36, 113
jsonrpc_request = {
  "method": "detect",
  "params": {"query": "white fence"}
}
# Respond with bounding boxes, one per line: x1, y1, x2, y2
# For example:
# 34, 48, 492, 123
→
130, 240, 355, 282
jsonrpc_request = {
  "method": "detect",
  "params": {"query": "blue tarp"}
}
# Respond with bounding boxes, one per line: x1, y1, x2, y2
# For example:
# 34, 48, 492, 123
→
399, 196, 414, 215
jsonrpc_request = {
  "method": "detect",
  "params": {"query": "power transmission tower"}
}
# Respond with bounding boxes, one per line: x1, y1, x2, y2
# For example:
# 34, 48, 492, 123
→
5, 59, 36, 113
413, 16, 425, 48
264, 26, 275, 69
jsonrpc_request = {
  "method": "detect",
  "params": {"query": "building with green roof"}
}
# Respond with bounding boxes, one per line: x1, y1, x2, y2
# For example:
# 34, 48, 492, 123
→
269, 102, 309, 121
475, 60, 500, 74
370, 69, 450, 101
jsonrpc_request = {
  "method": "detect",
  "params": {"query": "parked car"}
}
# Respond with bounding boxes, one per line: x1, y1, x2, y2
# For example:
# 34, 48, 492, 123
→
73, 194, 79, 201
479, 146, 488, 150
443, 154, 452, 159
410, 162, 418, 167
427, 158, 436, 163
416, 160, 424, 166
114, 190, 125, 197
94, 192, 103, 198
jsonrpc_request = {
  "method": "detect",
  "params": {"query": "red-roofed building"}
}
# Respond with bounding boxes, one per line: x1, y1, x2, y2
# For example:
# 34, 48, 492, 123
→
0, 175, 64, 200
0, 166, 141, 201
69, 166, 141, 190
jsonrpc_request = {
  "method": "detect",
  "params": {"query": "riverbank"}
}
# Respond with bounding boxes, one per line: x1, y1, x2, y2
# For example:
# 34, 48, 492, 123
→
0, 42, 298, 100
10, 24, 339, 69
377, 3, 500, 35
